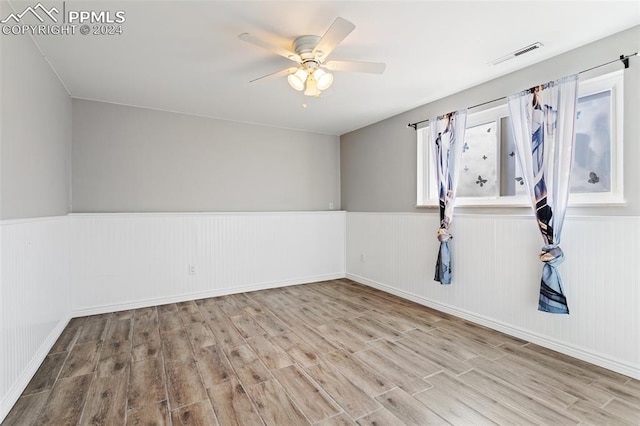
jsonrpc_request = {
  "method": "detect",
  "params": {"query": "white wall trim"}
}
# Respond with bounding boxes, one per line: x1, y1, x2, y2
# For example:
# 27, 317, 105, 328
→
345, 212, 640, 380
0, 215, 69, 226
2, 208, 636, 426
70, 211, 345, 218
344, 210, 639, 221
1, 215, 71, 424
0, 315, 70, 422
71, 211, 346, 314
2, 211, 345, 422
346, 272, 639, 379
73, 273, 345, 317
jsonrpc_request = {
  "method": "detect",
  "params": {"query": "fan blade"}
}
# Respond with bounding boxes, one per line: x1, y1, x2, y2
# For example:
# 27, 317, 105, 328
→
238, 33, 301, 63
324, 60, 386, 74
312, 17, 355, 59
249, 67, 299, 83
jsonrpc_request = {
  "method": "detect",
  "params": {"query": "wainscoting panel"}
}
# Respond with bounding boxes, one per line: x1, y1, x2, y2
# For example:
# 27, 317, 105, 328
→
0, 216, 71, 421
71, 212, 346, 315
346, 212, 640, 378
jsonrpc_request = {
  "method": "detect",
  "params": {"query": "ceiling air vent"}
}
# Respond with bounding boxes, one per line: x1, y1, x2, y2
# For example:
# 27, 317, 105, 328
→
489, 42, 543, 65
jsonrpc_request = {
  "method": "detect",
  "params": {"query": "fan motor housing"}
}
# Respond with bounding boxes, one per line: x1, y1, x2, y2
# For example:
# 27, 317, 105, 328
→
293, 35, 321, 61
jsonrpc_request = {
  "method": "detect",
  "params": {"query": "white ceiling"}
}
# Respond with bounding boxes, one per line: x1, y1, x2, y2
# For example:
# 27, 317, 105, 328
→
15, 0, 640, 135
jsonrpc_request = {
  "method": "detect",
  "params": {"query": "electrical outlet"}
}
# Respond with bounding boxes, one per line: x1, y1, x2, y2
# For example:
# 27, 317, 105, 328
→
188, 264, 196, 275
329, 202, 334, 210
360, 253, 366, 262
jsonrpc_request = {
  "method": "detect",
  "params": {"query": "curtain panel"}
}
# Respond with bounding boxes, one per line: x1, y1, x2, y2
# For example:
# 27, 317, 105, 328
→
430, 110, 468, 284
507, 74, 579, 314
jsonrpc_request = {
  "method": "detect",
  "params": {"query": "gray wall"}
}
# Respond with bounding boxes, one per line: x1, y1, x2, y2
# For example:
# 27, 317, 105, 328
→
72, 100, 340, 212
0, 0, 72, 219
341, 25, 640, 216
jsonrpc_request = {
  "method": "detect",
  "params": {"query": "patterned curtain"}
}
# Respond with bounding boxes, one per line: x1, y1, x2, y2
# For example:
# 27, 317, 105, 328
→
430, 110, 468, 284
507, 75, 579, 314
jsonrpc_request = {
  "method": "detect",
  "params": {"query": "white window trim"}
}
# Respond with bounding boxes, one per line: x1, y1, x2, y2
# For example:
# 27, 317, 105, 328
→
417, 70, 625, 208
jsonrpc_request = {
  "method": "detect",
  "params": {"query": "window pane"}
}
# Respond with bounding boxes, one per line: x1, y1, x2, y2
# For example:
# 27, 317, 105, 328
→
571, 90, 612, 193
457, 121, 498, 198
500, 116, 528, 197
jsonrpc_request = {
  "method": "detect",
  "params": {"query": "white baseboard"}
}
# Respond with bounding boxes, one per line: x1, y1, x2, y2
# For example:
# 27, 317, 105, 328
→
0, 315, 71, 422
73, 273, 345, 317
346, 273, 640, 380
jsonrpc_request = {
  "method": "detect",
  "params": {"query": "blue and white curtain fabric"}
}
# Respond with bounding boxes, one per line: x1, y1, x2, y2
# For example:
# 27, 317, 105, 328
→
507, 74, 579, 314
430, 110, 468, 284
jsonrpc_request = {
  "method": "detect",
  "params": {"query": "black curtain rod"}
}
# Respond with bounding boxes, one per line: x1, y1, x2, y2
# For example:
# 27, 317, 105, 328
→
407, 52, 637, 130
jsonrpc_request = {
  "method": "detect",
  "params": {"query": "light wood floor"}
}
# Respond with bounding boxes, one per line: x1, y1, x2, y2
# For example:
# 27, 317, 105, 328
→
4, 279, 639, 425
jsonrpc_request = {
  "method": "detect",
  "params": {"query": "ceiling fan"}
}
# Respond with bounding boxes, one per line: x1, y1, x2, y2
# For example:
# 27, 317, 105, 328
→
239, 17, 386, 98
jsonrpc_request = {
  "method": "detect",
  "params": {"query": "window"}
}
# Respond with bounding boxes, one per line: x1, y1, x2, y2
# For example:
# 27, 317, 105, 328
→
417, 70, 624, 207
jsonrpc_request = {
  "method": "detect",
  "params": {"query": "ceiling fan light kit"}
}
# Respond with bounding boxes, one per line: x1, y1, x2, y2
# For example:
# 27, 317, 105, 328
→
239, 17, 386, 101
314, 69, 334, 90
288, 67, 334, 97
303, 73, 320, 97
287, 68, 307, 91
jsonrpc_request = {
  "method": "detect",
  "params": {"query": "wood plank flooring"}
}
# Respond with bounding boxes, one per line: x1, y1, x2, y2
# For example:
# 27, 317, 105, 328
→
4, 279, 639, 425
